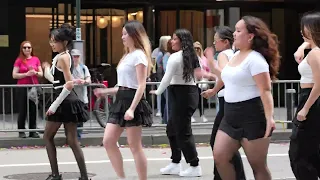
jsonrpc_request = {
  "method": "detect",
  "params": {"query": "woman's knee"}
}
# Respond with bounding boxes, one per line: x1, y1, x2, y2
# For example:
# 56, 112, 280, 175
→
43, 131, 54, 142
102, 135, 118, 149
213, 148, 233, 166
127, 140, 143, 154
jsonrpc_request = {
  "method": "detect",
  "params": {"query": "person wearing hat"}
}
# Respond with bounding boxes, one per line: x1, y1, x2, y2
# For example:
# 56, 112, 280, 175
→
64, 49, 91, 146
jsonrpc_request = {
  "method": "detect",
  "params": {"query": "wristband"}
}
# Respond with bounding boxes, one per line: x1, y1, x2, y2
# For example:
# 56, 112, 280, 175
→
48, 87, 71, 113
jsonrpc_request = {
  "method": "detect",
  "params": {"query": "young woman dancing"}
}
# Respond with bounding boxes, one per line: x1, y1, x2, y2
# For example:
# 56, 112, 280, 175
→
212, 16, 280, 180
43, 24, 90, 180
94, 20, 153, 180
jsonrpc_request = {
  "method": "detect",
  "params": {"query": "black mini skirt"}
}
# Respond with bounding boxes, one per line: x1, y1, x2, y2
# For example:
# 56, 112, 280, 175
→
108, 87, 153, 127
47, 89, 89, 123
219, 97, 271, 141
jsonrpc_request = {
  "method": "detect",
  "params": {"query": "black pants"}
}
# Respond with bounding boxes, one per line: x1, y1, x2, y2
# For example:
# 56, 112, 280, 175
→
17, 88, 37, 131
210, 97, 246, 180
289, 88, 320, 180
166, 85, 199, 166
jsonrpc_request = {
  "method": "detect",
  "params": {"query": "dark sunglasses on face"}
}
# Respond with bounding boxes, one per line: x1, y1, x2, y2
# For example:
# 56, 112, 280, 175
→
23, 47, 31, 50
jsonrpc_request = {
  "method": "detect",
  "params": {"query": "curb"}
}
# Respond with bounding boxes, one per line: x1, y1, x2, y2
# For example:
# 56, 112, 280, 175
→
0, 130, 292, 148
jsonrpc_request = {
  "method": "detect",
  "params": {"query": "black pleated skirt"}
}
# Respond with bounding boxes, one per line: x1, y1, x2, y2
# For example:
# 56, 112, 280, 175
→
47, 89, 89, 123
108, 87, 153, 127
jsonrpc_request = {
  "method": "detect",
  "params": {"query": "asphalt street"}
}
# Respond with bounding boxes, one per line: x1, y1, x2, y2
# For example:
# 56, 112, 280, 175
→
0, 143, 295, 180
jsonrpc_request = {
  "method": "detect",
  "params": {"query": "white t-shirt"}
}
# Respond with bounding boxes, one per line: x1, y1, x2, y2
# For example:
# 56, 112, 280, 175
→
217, 49, 235, 97
72, 64, 91, 104
221, 50, 269, 103
155, 50, 200, 95
117, 49, 148, 89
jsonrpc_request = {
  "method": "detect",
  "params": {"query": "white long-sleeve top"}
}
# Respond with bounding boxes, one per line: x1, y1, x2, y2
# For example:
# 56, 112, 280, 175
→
155, 50, 200, 95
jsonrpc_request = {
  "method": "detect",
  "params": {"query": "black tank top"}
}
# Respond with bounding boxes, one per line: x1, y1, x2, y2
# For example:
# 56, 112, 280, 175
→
52, 51, 74, 88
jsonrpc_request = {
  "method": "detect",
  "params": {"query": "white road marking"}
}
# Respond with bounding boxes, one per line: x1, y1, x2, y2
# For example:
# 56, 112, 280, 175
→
0, 153, 289, 168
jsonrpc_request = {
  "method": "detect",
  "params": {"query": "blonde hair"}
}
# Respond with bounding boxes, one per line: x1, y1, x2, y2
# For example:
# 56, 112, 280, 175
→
119, 21, 152, 76
193, 41, 204, 57
158, 36, 171, 52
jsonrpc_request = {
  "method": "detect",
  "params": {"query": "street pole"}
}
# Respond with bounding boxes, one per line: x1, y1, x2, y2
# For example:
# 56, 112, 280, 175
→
73, 0, 85, 64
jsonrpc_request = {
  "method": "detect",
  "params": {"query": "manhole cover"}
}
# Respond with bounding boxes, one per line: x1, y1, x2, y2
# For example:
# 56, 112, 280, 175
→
3, 172, 96, 180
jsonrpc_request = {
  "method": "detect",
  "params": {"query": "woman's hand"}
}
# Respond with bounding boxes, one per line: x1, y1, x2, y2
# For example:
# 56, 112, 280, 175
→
149, 90, 157, 94
46, 109, 55, 116
74, 79, 86, 85
26, 70, 37, 76
124, 108, 134, 121
294, 48, 305, 64
264, 118, 276, 138
94, 88, 108, 98
42, 62, 51, 69
297, 107, 309, 121
201, 89, 216, 99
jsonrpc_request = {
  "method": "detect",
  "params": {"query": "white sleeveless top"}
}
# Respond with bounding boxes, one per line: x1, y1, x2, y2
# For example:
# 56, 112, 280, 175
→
217, 49, 234, 97
298, 47, 319, 84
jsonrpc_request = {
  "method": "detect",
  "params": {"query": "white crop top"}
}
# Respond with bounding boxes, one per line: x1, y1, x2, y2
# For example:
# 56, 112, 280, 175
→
221, 50, 269, 103
117, 49, 148, 89
155, 50, 200, 95
297, 47, 318, 84
217, 49, 235, 97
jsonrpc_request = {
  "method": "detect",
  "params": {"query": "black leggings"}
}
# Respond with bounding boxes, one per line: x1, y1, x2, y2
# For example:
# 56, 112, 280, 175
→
43, 121, 89, 179
210, 97, 246, 180
166, 85, 199, 166
17, 88, 37, 132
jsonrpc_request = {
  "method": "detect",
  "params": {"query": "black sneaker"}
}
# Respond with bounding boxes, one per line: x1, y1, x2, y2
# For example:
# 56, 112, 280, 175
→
46, 174, 63, 180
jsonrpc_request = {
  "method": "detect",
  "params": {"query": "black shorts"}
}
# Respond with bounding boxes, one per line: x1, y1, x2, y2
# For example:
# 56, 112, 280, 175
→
219, 97, 271, 141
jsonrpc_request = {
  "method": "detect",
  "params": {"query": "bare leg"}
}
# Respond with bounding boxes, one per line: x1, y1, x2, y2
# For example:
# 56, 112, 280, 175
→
241, 138, 271, 180
213, 130, 241, 180
102, 123, 125, 178
127, 126, 147, 180
43, 121, 62, 176
64, 122, 88, 179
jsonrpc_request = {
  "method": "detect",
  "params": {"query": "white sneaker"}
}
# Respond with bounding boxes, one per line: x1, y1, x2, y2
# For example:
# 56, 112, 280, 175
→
201, 116, 208, 123
160, 163, 182, 175
179, 166, 202, 177
191, 116, 196, 123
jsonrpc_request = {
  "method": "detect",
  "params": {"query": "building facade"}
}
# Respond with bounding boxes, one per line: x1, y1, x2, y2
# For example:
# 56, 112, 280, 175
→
1, 0, 320, 87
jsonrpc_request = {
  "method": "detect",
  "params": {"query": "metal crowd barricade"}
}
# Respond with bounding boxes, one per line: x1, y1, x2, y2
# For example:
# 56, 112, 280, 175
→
0, 80, 301, 132
145, 80, 301, 130
0, 83, 105, 133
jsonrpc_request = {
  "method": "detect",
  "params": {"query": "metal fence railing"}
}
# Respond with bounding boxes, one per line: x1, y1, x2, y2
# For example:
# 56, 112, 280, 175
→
0, 80, 300, 132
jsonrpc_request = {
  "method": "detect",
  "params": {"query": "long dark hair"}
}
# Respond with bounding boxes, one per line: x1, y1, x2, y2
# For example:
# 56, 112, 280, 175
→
301, 11, 320, 47
242, 16, 281, 80
174, 29, 198, 82
50, 23, 76, 51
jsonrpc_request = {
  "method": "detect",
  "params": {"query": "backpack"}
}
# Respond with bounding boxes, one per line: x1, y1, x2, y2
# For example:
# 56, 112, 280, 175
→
156, 52, 165, 81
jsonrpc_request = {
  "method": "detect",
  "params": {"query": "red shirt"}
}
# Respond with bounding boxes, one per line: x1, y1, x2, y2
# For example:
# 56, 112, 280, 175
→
14, 56, 40, 84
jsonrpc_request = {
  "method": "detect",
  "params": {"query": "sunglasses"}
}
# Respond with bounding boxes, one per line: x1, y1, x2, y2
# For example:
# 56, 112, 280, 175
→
23, 46, 31, 49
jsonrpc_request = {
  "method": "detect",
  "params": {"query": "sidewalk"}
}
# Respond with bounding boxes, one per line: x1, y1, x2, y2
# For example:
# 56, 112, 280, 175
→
0, 108, 292, 148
